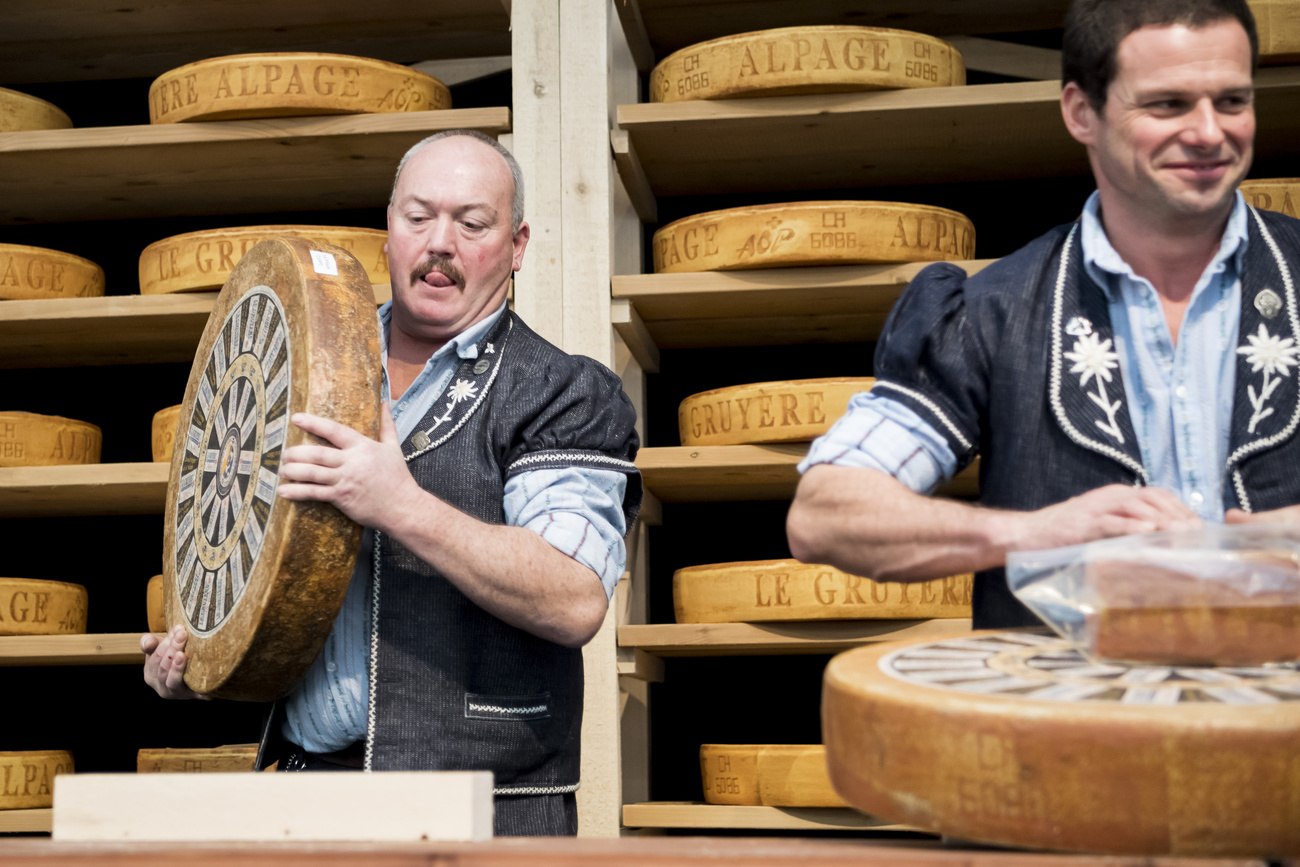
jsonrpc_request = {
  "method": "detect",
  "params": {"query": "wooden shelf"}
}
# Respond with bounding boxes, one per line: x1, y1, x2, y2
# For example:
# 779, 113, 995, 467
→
618, 618, 971, 656
617, 68, 1300, 196
0, 464, 167, 518
0, 634, 144, 667
613, 261, 993, 348
0, 808, 51, 833
622, 802, 923, 833
0, 109, 511, 225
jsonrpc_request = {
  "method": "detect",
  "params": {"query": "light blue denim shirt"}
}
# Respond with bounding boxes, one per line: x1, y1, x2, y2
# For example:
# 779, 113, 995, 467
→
801, 191, 1249, 524
283, 301, 629, 753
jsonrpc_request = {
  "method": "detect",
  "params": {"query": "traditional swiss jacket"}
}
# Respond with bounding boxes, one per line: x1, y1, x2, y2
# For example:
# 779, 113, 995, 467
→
873, 206, 1300, 628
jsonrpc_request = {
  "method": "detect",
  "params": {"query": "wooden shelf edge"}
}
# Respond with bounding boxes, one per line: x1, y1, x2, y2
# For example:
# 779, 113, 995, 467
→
0, 808, 52, 833
0, 463, 169, 517
0, 633, 146, 667
618, 618, 973, 657
622, 802, 923, 832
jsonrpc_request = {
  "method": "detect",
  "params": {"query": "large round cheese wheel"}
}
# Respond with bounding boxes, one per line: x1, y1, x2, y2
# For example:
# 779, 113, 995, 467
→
0, 244, 105, 301
679, 378, 873, 446
650, 26, 964, 103
162, 237, 381, 701
0, 87, 73, 133
137, 744, 258, 773
1241, 178, 1300, 219
147, 574, 165, 633
152, 405, 182, 463
139, 226, 389, 295
823, 631, 1300, 856
0, 578, 87, 636
701, 745, 847, 808
653, 202, 975, 273
0, 412, 101, 467
1251, 0, 1300, 63
675, 560, 972, 623
149, 53, 451, 123
0, 751, 73, 811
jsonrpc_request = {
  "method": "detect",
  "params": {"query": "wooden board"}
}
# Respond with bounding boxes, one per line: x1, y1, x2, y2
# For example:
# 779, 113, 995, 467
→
0, 751, 72, 811
622, 802, 907, 831
151, 406, 182, 463
650, 26, 963, 103
1241, 177, 1300, 217
653, 202, 975, 273
149, 53, 450, 123
0, 633, 143, 666
137, 744, 258, 773
679, 378, 873, 446
0, 578, 87, 636
674, 560, 972, 623
618, 618, 973, 657
0, 412, 101, 468
701, 745, 846, 807
0, 807, 51, 833
1252, 0, 1300, 63
147, 575, 165, 633
0, 87, 71, 133
0, 244, 103, 301
823, 631, 1300, 856
0, 463, 168, 518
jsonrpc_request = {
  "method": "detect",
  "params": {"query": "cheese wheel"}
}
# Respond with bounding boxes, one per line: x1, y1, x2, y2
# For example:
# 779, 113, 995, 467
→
675, 560, 972, 623
823, 631, 1300, 856
701, 745, 847, 808
653, 202, 975, 273
137, 744, 258, 774
679, 378, 872, 446
0, 87, 73, 133
650, 26, 964, 102
147, 574, 165, 634
0, 412, 101, 467
1250, 0, 1300, 62
0, 578, 87, 636
0, 244, 105, 301
139, 226, 389, 295
163, 238, 381, 701
1240, 178, 1300, 218
0, 751, 73, 810
149, 53, 451, 123
152, 405, 183, 463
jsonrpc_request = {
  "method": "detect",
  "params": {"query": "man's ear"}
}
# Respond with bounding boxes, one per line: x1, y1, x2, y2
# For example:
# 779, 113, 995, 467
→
1061, 81, 1102, 146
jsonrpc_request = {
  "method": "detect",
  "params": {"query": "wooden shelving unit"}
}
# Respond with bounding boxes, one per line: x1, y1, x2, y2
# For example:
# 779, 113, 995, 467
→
0, 634, 143, 667
0, 809, 52, 834
0, 464, 167, 518
619, 618, 972, 657
622, 802, 922, 833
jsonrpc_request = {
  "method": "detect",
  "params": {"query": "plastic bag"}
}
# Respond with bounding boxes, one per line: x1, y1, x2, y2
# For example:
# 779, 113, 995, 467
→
1006, 525, 1300, 666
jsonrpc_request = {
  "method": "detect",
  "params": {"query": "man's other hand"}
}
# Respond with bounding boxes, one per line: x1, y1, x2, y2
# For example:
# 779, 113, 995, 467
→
142, 625, 209, 700
1225, 505, 1300, 525
1003, 484, 1202, 552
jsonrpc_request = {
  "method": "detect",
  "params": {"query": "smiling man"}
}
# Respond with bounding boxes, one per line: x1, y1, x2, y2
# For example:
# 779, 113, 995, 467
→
787, 0, 1300, 627
142, 130, 642, 836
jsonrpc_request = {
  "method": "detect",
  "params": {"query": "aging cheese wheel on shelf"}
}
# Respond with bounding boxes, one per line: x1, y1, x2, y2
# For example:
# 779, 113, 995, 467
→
137, 744, 258, 774
0, 751, 73, 811
147, 574, 165, 633
0, 578, 87, 636
679, 377, 873, 446
1251, 0, 1300, 62
653, 202, 975, 273
675, 560, 972, 623
0, 244, 105, 301
0, 412, 101, 467
139, 226, 389, 295
823, 631, 1300, 856
650, 26, 964, 102
162, 237, 381, 701
701, 744, 847, 807
152, 405, 182, 463
149, 53, 451, 123
0, 87, 73, 132
1241, 178, 1300, 218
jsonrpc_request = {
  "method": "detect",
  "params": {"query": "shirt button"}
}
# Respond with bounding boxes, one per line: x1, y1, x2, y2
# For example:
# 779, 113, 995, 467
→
1175, 385, 1187, 399
326, 662, 337, 673
1189, 491, 1204, 507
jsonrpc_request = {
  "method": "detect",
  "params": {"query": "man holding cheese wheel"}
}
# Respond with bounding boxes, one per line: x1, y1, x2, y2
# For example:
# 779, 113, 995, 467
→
789, 0, 1300, 628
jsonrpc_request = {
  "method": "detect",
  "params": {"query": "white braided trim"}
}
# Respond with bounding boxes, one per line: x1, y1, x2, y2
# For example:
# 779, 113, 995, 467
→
494, 783, 580, 796
870, 380, 973, 451
364, 529, 382, 773
508, 451, 637, 473
468, 703, 548, 715
406, 318, 513, 463
1233, 467, 1252, 513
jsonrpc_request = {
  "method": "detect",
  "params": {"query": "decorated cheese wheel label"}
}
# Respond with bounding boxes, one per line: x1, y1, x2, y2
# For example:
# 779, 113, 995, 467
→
651, 26, 964, 103
0, 412, 101, 467
675, 560, 972, 623
0, 578, 87, 636
0, 87, 73, 133
653, 202, 975, 273
0, 751, 73, 811
0, 244, 105, 301
147, 574, 165, 633
139, 226, 389, 295
1240, 178, 1300, 218
679, 377, 873, 446
149, 52, 451, 123
137, 744, 258, 773
1251, 0, 1300, 61
701, 744, 846, 808
152, 405, 183, 463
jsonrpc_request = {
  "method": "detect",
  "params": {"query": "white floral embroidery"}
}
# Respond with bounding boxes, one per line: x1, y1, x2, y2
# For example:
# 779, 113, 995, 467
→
1063, 332, 1125, 444
447, 378, 479, 404
1237, 322, 1300, 433
484, 342, 495, 354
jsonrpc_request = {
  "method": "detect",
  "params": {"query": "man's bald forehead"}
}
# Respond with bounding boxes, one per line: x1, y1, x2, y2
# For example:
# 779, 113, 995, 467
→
389, 130, 525, 230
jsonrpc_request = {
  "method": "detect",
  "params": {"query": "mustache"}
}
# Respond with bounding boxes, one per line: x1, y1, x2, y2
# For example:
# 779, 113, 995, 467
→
410, 256, 465, 289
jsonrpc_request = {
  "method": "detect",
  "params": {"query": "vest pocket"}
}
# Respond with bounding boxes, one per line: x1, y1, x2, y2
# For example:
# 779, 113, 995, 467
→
465, 692, 552, 721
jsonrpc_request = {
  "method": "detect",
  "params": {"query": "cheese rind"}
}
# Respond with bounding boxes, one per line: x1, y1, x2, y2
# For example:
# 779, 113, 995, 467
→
137, 744, 258, 774
678, 378, 873, 445
650, 26, 964, 102
675, 560, 972, 623
149, 52, 450, 123
151, 405, 182, 463
0, 751, 73, 810
147, 574, 165, 634
1250, 1, 1300, 63
0, 412, 102, 467
0, 87, 73, 132
0, 244, 105, 301
1240, 178, 1300, 218
0, 578, 88, 636
701, 745, 846, 807
653, 202, 975, 273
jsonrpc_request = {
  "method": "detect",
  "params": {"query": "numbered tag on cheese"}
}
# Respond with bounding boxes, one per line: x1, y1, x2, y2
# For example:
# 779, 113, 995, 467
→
0, 751, 73, 810
0, 578, 87, 636
701, 745, 846, 808
1252, 0, 1300, 62
0, 244, 105, 301
0, 87, 73, 132
679, 377, 872, 446
0, 412, 101, 467
137, 744, 258, 774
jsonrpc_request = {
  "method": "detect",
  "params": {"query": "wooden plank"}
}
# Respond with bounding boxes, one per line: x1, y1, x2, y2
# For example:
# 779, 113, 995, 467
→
610, 130, 658, 224
0, 808, 51, 833
618, 619, 973, 657
946, 37, 1062, 81
610, 299, 661, 373
637, 489, 663, 527
0, 463, 168, 517
0, 109, 511, 225
0, 633, 144, 667
622, 802, 918, 832
613, 0, 656, 73
616, 648, 665, 683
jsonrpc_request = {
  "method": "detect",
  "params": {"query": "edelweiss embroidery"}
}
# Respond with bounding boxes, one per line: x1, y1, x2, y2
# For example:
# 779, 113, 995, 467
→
1063, 332, 1125, 444
1237, 322, 1300, 434
447, 378, 479, 404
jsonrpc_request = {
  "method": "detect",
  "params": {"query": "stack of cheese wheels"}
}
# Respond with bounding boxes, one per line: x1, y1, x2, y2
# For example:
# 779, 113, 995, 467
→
148, 53, 450, 123
823, 631, 1300, 855
151, 405, 182, 463
0, 412, 101, 467
653, 202, 975, 273
147, 575, 165, 633
0, 244, 105, 301
701, 744, 846, 807
0, 578, 87, 635
137, 744, 258, 773
0, 751, 73, 810
650, 26, 964, 102
679, 377, 872, 446
139, 226, 388, 295
1251, 0, 1300, 63
675, 560, 972, 623
1241, 178, 1300, 219
0, 87, 72, 132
